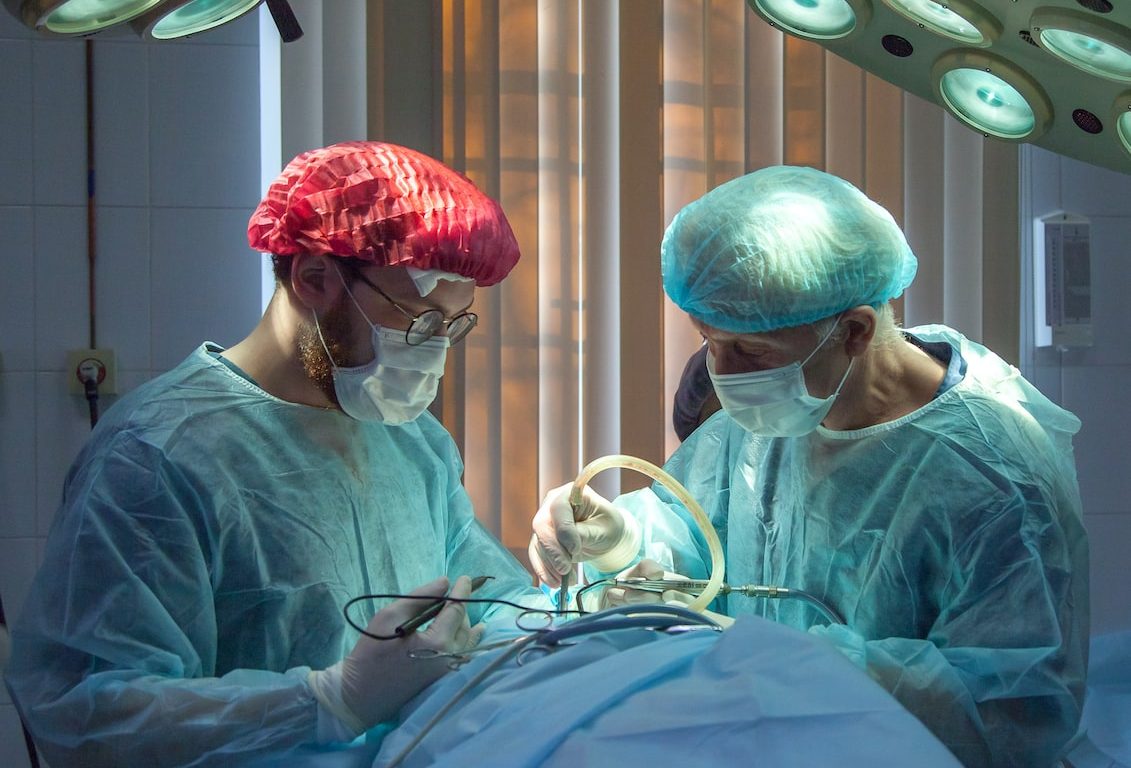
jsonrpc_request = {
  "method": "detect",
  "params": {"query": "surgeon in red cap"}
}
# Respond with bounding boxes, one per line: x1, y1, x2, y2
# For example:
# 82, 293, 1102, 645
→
6, 142, 542, 767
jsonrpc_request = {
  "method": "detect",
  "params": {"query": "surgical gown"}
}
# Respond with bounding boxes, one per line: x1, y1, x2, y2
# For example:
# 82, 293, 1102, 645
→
5, 343, 540, 767
593, 325, 1090, 767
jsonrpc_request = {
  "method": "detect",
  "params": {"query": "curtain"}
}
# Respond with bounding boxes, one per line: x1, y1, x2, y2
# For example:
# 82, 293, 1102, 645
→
352, 0, 1020, 558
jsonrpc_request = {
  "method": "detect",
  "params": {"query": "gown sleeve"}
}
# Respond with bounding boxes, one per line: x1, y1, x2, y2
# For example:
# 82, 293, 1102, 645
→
5, 433, 325, 768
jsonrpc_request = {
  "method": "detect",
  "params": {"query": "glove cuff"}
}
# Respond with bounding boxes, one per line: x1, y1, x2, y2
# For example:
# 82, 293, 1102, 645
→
308, 664, 367, 739
589, 509, 642, 573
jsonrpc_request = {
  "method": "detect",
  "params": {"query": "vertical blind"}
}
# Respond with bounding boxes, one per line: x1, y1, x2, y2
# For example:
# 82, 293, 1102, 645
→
350, 0, 1022, 557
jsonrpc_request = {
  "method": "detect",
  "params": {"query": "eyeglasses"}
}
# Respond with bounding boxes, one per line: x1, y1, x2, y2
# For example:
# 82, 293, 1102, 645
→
347, 268, 478, 346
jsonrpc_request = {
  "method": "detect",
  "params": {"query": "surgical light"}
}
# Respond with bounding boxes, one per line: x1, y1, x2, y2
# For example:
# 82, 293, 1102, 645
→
932, 53, 1051, 140
882, 0, 998, 46
133, 0, 261, 39
1116, 95, 1131, 158
1031, 10, 1131, 84
750, 0, 868, 40
14, 0, 164, 34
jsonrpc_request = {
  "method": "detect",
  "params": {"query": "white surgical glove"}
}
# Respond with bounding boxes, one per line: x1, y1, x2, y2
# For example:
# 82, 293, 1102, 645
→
528, 482, 641, 587
601, 558, 678, 609
603, 559, 735, 628
307, 576, 483, 738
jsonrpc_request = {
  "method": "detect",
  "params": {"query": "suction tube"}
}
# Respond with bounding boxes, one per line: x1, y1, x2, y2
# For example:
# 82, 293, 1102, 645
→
570, 455, 725, 613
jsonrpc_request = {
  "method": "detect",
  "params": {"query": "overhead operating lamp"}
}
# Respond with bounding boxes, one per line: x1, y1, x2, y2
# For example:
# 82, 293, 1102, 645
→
746, 0, 1131, 174
1116, 91, 1131, 159
2, 0, 301, 41
749, 0, 870, 40
3, 0, 164, 35
932, 50, 1052, 139
1030, 9, 1131, 83
882, 0, 1000, 46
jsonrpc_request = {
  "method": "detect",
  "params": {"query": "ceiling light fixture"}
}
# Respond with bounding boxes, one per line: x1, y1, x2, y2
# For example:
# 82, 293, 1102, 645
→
7, 0, 165, 35
749, 0, 872, 40
881, 0, 1000, 46
1115, 92, 1131, 158
1031, 9, 1131, 84
932, 50, 1052, 140
132, 0, 262, 40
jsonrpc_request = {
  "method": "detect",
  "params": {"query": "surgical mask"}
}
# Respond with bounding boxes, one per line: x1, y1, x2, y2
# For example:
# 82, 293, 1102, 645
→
315, 285, 450, 425
707, 320, 853, 437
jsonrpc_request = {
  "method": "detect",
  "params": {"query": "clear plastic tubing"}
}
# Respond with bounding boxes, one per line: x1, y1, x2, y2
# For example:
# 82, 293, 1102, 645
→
570, 454, 725, 613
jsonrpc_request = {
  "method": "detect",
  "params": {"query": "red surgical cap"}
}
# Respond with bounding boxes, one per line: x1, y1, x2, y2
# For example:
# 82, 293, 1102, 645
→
248, 141, 520, 286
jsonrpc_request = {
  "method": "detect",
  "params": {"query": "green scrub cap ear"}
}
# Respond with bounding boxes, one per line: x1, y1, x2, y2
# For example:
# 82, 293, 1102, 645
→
661, 166, 917, 333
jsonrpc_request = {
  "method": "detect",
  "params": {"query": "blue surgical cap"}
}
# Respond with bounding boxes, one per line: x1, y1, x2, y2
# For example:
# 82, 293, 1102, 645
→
661, 166, 918, 333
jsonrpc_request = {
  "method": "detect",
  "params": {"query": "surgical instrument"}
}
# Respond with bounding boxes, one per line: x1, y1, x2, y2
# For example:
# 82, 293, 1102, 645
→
396, 575, 493, 637
581, 577, 845, 625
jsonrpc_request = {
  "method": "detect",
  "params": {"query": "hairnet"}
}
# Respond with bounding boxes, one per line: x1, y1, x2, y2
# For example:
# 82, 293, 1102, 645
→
661, 166, 917, 333
672, 344, 715, 442
248, 141, 520, 286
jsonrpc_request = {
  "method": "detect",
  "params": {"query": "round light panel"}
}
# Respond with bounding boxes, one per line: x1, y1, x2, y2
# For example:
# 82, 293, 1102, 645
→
752, 0, 870, 40
1031, 9, 1131, 83
1115, 93, 1131, 159
139, 0, 261, 39
931, 51, 1052, 140
21, 0, 165, 34
882, 0, 1000, 46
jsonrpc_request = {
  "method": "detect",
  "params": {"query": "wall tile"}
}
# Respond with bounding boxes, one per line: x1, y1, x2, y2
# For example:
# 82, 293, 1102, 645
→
150, 208, 261, 371
95, 206, 150, 371
33, 207, 87, 371
93, 42, 149, 207
0, 206, 35, 372
31, 40, 86, 206
1031, 365, 1061, 404
35, 372, 91, 536
0, 373, 36, 538
1061, 365, 1131, 515
1083, 512, 1131, 636
0, 4, 33, 39
1060, 156, 1131, 218
0, 538, 39, 631
0, 704, 34, 768
0, 41, 33, 206
1026, 146, 1062, 219
150, 44, 261, 208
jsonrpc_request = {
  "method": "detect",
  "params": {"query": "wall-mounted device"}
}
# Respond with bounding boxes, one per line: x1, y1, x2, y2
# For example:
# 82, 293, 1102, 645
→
1033, 211, 1092, 349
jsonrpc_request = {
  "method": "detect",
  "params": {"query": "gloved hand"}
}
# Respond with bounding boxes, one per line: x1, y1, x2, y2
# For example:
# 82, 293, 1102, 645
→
603, 559, 735, 629
601, 558, 680, 609
528, 482, 641, 587
308, 576, 483, 736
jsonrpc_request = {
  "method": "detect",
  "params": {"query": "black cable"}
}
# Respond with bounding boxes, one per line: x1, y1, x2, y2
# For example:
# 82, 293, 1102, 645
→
83, 376, 100, 428
343, 594, 583, 641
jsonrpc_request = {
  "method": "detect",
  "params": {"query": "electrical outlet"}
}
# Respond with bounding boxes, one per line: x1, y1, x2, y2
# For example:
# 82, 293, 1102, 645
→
67, 349, 118, 395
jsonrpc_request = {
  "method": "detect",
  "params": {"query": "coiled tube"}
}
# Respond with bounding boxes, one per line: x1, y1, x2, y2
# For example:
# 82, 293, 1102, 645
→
570, 454, 725, 613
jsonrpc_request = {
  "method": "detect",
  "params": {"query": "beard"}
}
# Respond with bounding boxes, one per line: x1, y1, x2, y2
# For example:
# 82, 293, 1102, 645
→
298, 295, 360, 407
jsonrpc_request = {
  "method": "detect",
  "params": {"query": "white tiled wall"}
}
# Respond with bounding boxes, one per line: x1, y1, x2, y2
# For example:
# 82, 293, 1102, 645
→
0, 10, 261, 768
1025, 147, 1131, 639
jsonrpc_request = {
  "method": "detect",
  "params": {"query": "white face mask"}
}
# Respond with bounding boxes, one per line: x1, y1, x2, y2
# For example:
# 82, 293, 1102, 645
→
707, 320, 853, 437
315, 283, 449, 425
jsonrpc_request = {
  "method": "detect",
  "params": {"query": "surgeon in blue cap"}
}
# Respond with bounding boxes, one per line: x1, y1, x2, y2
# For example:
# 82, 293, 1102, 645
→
530, 166, 1090, 767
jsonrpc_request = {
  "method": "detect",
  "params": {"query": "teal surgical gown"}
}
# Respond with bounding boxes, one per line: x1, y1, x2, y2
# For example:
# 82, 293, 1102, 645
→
593, 325, 1090, 767
5, 343, 539, 767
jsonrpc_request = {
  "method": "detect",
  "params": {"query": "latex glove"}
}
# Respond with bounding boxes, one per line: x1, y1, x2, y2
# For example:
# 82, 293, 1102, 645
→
528, 482, 641, 587
660, 585, 735, 629
308, 576, 483, 736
